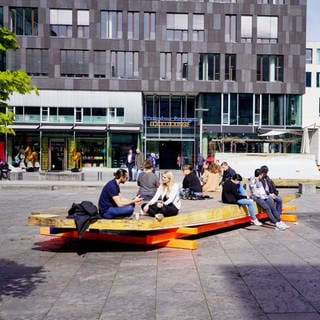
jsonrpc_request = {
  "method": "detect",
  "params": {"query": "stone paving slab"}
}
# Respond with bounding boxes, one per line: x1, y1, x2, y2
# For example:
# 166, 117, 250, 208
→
0, 186, 320, 319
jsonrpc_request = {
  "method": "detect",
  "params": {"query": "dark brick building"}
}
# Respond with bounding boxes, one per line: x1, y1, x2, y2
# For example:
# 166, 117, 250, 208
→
0, 0, 306, 170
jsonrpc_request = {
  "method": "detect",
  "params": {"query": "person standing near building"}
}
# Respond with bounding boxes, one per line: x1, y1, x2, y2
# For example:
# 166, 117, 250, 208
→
98, 169, 143, 219
196, 153, 205, 177
125, 149, 136, 181
222, 173, 262, 226
134, 148, 144, 180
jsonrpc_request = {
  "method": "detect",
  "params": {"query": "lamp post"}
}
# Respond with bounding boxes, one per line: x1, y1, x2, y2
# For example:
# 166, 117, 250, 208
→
195, 108, 208, 155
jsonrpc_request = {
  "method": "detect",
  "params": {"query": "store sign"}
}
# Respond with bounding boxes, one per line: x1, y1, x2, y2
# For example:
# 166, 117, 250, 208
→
144, 116, 196, 128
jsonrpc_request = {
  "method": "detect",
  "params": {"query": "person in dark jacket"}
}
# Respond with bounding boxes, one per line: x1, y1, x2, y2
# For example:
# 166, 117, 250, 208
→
222, 173, 262, 226
259, 165, 283, 215
221, 161, 236, 185
182, 164, 202, 195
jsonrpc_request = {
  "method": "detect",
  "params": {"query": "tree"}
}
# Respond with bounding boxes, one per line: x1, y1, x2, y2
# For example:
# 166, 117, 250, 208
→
0, 27, 38, 135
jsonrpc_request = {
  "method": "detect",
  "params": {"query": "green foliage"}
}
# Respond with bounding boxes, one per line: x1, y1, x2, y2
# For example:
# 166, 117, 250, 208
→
0, 27, 38, 135
0, 111, 15, 135
0, 27, 19, 52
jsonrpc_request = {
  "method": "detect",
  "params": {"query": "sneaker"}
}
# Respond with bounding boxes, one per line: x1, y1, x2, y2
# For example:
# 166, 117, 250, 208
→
155, 213, 164, 222
140, 208, 146, 216
275, 222, 287, 231
279, 221, 290, 229
252, 219, 262, 226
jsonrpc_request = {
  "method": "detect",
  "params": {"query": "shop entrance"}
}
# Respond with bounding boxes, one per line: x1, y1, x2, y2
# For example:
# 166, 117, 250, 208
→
159, 141, 181, 169
50, 139, 65, 171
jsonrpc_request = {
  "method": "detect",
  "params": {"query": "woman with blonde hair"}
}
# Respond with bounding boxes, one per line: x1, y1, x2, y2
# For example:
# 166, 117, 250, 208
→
140, 170, 181, 221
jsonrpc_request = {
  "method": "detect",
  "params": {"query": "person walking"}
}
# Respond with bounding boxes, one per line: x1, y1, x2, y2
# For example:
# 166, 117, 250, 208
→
134, 148, 144, 181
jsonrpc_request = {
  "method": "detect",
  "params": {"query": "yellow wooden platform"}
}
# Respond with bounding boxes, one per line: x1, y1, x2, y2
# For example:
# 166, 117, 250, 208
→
28, 193, 299, 250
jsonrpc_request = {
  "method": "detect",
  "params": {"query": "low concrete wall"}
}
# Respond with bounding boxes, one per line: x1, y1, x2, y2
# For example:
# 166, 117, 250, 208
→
215, 153, 320, 180
39, 171, 84, 181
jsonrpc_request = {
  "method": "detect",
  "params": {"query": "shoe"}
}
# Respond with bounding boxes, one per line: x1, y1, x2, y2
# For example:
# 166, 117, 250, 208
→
275, 222, 287, 231
252, 219, 262, 226
279, 221, 290, 229
140, 208, 146, 216
155, 213, 164, 222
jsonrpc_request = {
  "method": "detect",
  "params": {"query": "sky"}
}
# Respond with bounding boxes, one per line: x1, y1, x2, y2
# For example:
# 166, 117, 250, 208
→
307, 0, 320, 41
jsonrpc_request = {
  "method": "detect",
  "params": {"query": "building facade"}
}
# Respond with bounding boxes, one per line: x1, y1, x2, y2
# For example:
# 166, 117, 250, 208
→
303, 42, 320, 165
0, 0, 306, 170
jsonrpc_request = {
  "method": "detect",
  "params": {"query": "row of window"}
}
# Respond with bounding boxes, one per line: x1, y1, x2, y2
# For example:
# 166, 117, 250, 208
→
11, 106, 125, 124
5, 7, 279, 44
6, 49, 284, 82
305, 72, 320, 88
305, 48, 320, 65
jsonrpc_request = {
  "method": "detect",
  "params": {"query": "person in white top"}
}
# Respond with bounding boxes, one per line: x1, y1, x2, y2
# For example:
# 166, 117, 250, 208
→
249, 168, 289, 231
140, 170, 181, 221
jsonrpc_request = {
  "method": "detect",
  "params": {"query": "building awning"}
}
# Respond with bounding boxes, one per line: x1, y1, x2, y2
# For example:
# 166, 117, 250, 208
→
8, 125, 39, 130
74, 126, 106, 131
40, 125, 73, 130
109, 125, 141, 132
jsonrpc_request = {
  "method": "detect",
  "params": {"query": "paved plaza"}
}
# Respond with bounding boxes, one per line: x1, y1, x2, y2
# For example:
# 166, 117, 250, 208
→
0, 177, 320, 320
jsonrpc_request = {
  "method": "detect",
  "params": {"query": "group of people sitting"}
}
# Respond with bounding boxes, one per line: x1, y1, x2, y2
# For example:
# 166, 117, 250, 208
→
97, 158, 289, 231
98, 160, 180, 222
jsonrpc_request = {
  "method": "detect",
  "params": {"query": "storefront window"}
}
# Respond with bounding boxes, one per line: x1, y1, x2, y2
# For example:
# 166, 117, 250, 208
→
77, 138, 106, 167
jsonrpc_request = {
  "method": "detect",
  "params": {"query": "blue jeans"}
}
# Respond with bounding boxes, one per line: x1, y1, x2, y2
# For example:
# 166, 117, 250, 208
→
101, 205, 135, 219
255, 197, 280, 224
272, 195, 282, 214
237, 198, 257, 220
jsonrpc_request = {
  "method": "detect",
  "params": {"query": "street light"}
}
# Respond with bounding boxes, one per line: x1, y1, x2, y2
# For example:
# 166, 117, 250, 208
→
195, 108, 208, 155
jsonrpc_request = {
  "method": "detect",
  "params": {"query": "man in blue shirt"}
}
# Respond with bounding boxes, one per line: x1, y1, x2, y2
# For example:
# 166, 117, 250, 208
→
98, 169, 143, 219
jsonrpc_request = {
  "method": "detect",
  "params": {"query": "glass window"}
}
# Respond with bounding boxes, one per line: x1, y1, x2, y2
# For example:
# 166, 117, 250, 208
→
225, 54, 236, 80
101, 11, 122, 39
317, 72, 320, 88
225, 15, 236, 42
241, 16, 252, 43
257, 16, 278, 43
160, 52, 172, 80
306, 48, 313, 64
50, 9, 72, 37
111, 51, 139, 79
306, 72, 312, 87
26, 49, 48, 76
176, 53, 188, 80
257, 55, 283, 82
60, 50, 89, 77
199, 53, 220, 81
166, 13, 188, 41
144, 12, 155, 40
0, 7, 3, 27
77, 10, 89, 38
317, 49, 320, 64
94, 51, 106, 78
238, 94, 253, 125
6, 50, 20, 70
128, 12, 139, 40
9, 7, 38, 36
193, 14, 204, 41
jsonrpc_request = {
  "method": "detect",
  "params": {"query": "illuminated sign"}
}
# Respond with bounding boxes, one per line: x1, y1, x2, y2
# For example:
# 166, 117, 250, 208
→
150, 121, 190, 127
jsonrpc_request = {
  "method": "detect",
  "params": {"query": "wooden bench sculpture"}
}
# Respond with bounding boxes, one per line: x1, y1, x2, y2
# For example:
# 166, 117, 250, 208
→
28, 193, 299, 250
